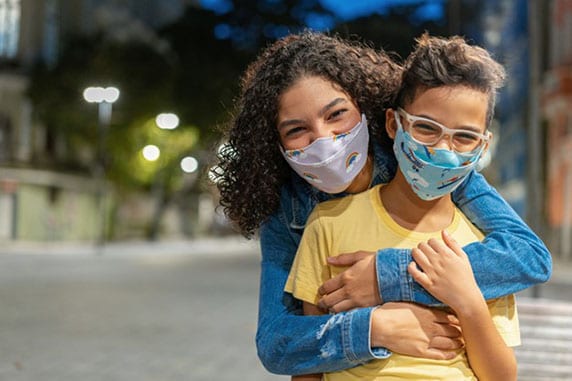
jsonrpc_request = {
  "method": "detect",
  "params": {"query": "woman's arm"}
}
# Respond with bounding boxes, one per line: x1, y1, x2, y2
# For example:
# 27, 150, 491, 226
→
290, 303, 328, 381
409, 230, 517, 381
257, 211, 463, 375
257, 212, 385, 375
318, 171, 551, 309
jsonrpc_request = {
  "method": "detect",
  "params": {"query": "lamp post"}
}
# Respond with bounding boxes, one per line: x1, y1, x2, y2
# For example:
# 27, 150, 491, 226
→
83, 86, 120, 251
143, 113, 182, 240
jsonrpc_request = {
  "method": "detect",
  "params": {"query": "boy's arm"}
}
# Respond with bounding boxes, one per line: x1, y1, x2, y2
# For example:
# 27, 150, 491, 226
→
409, 230, 517, 381
319, 171, 552, 309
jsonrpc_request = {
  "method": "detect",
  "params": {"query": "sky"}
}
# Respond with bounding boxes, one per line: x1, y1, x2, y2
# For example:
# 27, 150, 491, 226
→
318, 0, 445, 21
200, 0, 446, 24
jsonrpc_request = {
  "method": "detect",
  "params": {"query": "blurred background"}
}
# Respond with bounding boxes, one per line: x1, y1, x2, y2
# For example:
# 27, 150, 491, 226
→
0, 0, 571, 380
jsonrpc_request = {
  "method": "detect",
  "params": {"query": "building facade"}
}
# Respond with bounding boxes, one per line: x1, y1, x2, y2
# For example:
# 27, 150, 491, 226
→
0, 0, 188, 243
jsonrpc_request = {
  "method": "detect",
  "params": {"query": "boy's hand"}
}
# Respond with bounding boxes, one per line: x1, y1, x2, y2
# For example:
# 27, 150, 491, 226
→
317, 251, 381, 312
408, 230, 482, 311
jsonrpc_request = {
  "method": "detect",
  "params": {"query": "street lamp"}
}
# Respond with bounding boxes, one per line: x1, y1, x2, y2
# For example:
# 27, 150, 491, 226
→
180, 156, 198, 173
83, 86, 120, 251
142, 145, 161, 162
155, 113, 179, 130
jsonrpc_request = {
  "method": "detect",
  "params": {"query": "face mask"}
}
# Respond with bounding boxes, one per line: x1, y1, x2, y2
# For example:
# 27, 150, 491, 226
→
393, 116, 485, 200
281, 114, 369, 194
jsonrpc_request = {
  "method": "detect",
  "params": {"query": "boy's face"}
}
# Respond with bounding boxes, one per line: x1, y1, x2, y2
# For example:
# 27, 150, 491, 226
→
385, 85, 493, 201
386, 85, 489, 146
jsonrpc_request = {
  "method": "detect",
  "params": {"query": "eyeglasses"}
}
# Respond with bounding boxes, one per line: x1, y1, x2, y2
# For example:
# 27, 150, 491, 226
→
397, 108, 490, 153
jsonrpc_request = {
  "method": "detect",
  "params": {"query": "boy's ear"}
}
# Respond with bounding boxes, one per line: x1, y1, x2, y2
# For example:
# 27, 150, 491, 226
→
385, 108, 398, 139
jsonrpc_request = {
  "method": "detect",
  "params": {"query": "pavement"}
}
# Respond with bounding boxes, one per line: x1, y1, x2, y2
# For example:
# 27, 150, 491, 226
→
0, 236, 570, 380
0, 236, 286, 381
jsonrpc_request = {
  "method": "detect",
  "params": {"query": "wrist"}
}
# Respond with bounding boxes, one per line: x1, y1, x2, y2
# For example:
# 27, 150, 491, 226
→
453, 296, 488, 320
370, 307, 389, 348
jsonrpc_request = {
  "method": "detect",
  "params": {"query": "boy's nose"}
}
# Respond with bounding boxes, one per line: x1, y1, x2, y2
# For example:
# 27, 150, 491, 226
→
433, 134, 454, 150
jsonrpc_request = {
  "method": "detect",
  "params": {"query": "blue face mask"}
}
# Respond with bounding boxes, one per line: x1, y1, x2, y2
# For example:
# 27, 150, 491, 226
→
393, 116, 486, 200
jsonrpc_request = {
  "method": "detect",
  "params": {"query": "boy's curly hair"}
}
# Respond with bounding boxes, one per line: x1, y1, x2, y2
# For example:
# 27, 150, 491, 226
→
214, 31, 402, 238
396, 33, 506, 127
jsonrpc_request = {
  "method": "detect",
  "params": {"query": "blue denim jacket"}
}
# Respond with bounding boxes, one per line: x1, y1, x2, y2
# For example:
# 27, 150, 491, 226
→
256, 143, 552, 375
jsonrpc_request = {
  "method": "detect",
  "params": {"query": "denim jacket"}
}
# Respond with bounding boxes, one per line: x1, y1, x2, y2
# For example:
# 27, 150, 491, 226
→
256, 143, 552, 375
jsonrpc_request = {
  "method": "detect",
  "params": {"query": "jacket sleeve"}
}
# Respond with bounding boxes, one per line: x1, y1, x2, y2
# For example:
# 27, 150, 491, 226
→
376, 171, 552, 305
256, 211, 389, 375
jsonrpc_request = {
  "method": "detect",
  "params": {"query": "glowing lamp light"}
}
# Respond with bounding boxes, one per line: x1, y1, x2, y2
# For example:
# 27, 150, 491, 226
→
156, 113, 180, 130
83, 87, 120, 103
142, 145, 160, 161
180, 156, 198, 173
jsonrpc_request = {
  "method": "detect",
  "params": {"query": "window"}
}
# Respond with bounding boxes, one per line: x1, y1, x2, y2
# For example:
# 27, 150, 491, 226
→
0, 0, 21, 59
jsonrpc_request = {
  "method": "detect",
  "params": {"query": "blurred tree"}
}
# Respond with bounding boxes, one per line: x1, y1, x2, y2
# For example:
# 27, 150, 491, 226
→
333, 5, 449, 61
160, 1, 335, 141
28, 33, 178, 178
27, 1, 462, 239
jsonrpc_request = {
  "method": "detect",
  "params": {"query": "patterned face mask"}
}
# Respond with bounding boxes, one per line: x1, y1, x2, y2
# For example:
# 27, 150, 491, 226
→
393, 114, 486, 200
281, 114, 369, 194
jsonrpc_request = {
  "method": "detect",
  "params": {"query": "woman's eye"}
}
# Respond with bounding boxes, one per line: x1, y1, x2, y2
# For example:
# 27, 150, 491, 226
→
328, 109, 347, 120
285, 126, 305, 137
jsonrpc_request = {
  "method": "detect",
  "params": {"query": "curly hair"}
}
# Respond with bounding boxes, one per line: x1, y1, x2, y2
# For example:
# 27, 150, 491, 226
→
215, 31, 402, 238
395, 33, 506, 127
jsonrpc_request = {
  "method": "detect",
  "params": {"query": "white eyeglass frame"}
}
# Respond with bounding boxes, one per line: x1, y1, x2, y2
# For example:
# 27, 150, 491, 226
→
396, 107, 491, 152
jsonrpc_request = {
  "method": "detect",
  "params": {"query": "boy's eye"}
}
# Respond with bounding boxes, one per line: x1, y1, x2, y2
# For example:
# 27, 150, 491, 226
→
414, 122, 441, 135
454, 132, 480, 142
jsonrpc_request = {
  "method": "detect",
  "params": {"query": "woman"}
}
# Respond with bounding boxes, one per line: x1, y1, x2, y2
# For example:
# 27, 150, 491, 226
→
214, 31, 551, 376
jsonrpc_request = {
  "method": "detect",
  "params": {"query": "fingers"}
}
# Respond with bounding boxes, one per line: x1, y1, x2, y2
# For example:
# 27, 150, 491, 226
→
431, 310, 460, 326
442, 229, 465, 258
429, 336, 465, 352
327, 299, 355, 314
423, 348, 458, 361
318, 276, 343, 296
435, 321, 462, 339
408, 253, 431, 288
317, 288, 345, 310
326, 251, 373, 266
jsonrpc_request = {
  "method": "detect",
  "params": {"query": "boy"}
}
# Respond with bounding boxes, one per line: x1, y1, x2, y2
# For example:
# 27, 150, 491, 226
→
285, 34, 520, 380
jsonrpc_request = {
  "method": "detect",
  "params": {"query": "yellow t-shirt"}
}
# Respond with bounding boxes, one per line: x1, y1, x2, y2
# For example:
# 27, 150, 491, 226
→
285, 184, 520, 381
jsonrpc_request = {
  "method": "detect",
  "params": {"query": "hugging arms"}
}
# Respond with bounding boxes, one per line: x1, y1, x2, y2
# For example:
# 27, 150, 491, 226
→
257, 166, 551, 375
214, 31, 552, 376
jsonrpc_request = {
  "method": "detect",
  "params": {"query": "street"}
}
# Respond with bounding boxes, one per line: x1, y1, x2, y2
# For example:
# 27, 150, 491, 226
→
0, 238, 287, 381
0, 237, 570, 380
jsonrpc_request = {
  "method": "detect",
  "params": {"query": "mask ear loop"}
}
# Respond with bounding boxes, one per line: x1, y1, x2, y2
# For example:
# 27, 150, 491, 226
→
475, 130, 493, 171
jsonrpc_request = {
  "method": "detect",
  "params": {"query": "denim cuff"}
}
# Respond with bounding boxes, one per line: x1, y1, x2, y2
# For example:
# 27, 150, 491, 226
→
342, 307, 391, 363
376, 248, 414, 302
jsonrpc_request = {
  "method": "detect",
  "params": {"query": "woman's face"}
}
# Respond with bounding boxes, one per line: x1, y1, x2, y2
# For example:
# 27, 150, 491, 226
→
277, 76, 361, 150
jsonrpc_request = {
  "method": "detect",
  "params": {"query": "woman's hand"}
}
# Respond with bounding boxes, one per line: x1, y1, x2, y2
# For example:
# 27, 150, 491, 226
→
317, 251, 381, 312
371, 302, 463, 360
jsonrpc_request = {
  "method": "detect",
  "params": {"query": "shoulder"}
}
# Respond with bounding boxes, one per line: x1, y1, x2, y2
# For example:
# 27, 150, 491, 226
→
309, 187, 377, 223
453, 207, 485, 242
